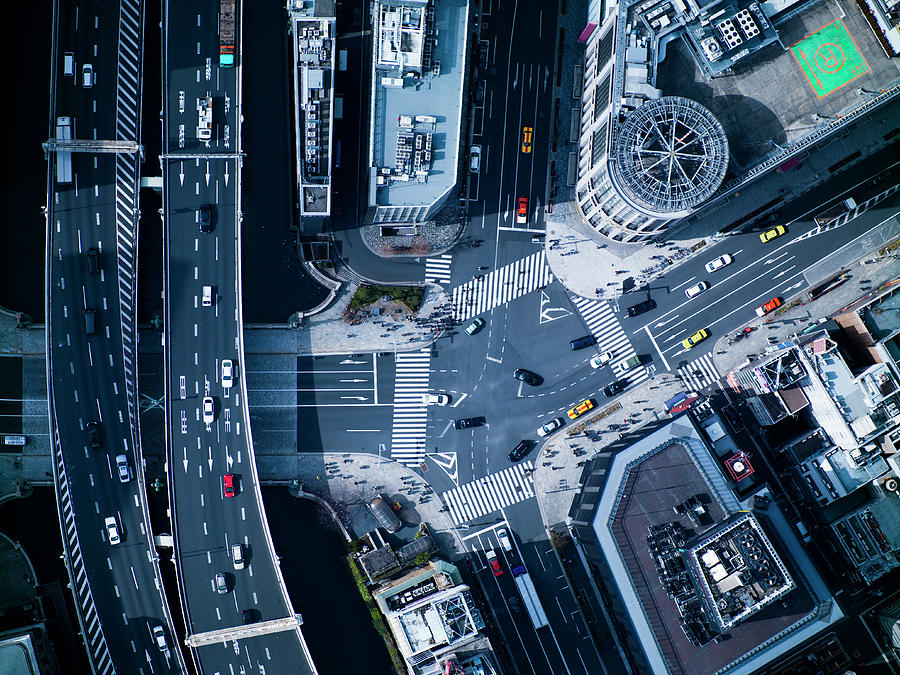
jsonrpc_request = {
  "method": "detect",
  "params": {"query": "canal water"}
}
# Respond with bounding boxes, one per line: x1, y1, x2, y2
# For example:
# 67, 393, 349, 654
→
262, 488, 394, 675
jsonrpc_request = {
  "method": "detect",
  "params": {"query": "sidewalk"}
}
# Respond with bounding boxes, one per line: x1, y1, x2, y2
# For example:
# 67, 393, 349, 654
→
288, 282, 451, 354
258, 452, 467, 559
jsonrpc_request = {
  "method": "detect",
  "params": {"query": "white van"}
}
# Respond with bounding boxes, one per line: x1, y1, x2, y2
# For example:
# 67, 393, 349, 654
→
64, 52, 75, 76
232, 543, 245, 569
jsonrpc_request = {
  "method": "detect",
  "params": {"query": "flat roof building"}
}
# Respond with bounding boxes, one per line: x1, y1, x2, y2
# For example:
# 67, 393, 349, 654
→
289, 0, 336, 223
569, 415, 842, 674
576, 0, 900, 241
366, 0, 470, 224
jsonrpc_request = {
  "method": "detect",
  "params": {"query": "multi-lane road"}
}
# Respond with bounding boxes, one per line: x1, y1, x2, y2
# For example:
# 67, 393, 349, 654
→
47, 0, 184, 672
161, 1, 316, 672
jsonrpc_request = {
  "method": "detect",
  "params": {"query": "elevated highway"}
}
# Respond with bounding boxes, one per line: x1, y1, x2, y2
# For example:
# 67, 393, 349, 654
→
160, 1, 317, 672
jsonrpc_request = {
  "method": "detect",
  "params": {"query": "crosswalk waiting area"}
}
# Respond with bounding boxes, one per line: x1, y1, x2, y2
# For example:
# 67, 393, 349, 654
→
570, 296, 650, 387
441, 462, 536, 525
452, 251, 552, 321
390, 349, 432, 466
677, 352, 721, 391
424, 254, 453, 284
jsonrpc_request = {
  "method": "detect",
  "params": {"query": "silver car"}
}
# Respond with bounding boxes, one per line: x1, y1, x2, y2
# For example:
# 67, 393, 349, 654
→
215, 572, 228, 594
115, 454, 130, 483
202, 396, 215, 425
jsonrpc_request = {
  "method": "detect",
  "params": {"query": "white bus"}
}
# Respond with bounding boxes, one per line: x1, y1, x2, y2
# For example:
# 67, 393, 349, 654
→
56, 116, 73, 184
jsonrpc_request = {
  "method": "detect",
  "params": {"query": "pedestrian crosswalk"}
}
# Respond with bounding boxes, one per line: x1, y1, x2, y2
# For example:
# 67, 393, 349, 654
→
390, 349, 432, 466
677, 352, 721, 391
424, 255, 453, 284
570, 296, 651, 386
451, 251, 553, 321
440, 462, 536, 525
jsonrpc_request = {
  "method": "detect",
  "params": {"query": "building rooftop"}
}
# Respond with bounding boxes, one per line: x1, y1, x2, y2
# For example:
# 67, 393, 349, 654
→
367, 0, 469, 222
573, 416, 843, 674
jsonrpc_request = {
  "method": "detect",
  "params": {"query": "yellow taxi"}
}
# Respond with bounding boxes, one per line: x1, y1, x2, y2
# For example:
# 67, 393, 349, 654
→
759, 225, 786, 242
567, 399, 594, 420
682, 328, 708, 350
521, 126, 533, 153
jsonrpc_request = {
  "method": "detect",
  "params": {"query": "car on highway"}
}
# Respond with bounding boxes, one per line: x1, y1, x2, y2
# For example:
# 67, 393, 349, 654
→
202, 285, 213, 307
232, 543, 245, 570
685, 281, 709, 298
626, 298, 656, 317
422, 393, 450, 405
486, 549, 503, 576
682, 328, 708, 350
215, 572, 228, 594
115, 454, 130, 483
152, 625, 169, 656
202, 396, 215, 425
241, 609, 255, 625
86, 421, 101, 450
454, 417, 485, 430
470, 145, 481, 173
64, 52, 74, 76
537, 417, 563, 437
516, 197, 528, 224
759, 225, 786, 242
87, 247, 101, 274
198, 205, 213, 233
590, 351, 614, 368
508, 439, 533, 462
705, 254, 733, 273
567, 399, 594, 420
513, 368, 541, 385
105, 516, 120, 546
507, 595, 523, 617
497, 528, 512, 552
603, 380, 627, 397
465, 317, 486, 335
755, 297, 782, 317
223, 473, 235, 498
82, 63, 94, 87
221, 359, 234, 388
521, 126, 533, 153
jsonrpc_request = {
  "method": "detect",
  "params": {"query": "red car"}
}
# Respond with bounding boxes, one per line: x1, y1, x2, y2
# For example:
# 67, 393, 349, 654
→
516, 197, 528, 224
223, 474, 235, 498
755, 297, 782, 317
489, 558, 503, 576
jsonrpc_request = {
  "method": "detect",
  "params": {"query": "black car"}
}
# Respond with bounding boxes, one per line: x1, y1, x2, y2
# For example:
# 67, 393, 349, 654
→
508, 439, 532, 462
241, 609, 255, 625
454, 417, 485, 430
198, 205, 213, 233
513, 368, 541, 386
569, 335, 596, 350
603, 380, 627, 397
507, 596, 523, 617
86, 421, 101, 450
626, 299, 656, 317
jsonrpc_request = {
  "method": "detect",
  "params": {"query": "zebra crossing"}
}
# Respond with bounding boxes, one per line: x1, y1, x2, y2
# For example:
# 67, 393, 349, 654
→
424, 255, 453, 284
452, 251, 553, 321
390, 349, 432, 466
570, 296, 651, 386
677, 352, 722, 391
440, 462, 536, 525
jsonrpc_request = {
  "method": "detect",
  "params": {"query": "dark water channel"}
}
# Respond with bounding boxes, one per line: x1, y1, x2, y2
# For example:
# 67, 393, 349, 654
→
262, 488, 393, 675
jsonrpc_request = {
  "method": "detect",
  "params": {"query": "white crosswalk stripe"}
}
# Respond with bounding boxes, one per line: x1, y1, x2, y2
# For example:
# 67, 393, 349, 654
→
440, 462, 536, 525
677, 352, 721, 391
390, 349, 431, 466
570, 296, 651, 386
451, 251, 552, 321
424, 254, 453, 284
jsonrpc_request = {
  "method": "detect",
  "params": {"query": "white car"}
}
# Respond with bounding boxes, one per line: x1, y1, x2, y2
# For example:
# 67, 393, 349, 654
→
470, 145, 481, 173
705, 254, 733, 273
590, 352, 614, 369
684, 281, 709, 299
537, 417, 563, 437
202, 396, 215, 425
497, 527, 512, 552
152, 625, 169, 656
221, 359, 234, 389
82, 63, 94, 87
232, 543, 245, 570
115, 454, 130, 483
105, 516, 120, 545
422, 393, 449, 406
202, 285, 213, 307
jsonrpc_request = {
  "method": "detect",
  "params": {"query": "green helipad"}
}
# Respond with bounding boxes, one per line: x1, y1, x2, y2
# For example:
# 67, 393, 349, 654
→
791, 19, 870, 98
